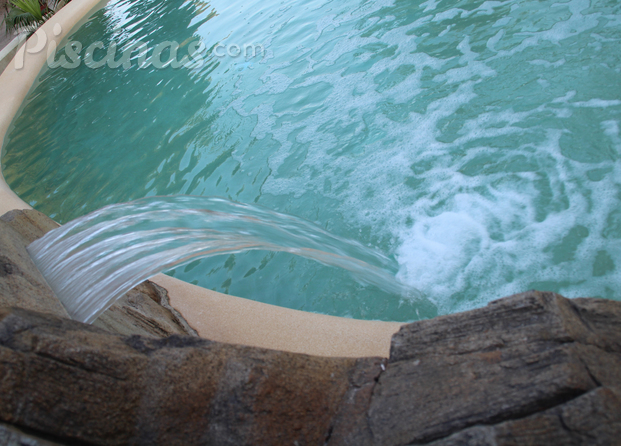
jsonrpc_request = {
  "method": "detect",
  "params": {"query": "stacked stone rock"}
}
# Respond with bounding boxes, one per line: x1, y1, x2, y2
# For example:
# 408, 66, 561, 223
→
1, 210, 620, 445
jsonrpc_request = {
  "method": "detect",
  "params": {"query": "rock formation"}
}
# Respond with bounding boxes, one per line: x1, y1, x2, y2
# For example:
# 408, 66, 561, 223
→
1, 209, 620, 445
0, 209, 197, 338
0, 210, 68, 318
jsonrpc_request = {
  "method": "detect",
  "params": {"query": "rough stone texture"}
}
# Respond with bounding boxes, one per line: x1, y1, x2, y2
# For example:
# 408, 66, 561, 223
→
0, 209, 197, 338
327, 357, 387, 446
1, 291, 620, 445
427, 386, 621, 446
0, 209, 61, 246
0, 422, 64, 446
368, 290, 621, 445
0, 307, 379, 445
0, 216, 69, 318
93, 281, 198, 338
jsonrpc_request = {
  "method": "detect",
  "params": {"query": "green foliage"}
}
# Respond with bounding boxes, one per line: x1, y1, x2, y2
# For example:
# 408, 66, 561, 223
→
5, 0, 43, 34
4, 0, 66, 35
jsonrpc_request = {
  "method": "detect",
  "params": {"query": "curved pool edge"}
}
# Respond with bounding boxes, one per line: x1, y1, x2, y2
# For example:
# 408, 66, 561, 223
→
152, 273, 402, 358
0, 0, 403, 358
0, 0, 107, 214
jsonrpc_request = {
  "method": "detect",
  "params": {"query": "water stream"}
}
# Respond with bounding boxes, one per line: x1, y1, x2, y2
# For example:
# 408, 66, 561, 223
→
28, 196, 427, 323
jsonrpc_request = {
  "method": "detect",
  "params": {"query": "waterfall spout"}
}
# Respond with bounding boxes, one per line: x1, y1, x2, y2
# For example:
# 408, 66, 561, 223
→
28, 196, 422, 323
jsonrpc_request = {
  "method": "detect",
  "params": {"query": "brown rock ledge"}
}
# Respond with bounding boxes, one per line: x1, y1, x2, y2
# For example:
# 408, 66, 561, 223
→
369, 291, 621, 445
0, 306, 383, 445
0, 291, 620, 445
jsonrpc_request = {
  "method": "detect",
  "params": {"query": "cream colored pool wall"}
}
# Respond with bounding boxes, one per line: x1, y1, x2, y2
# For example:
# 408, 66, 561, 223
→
0, 0, 403, 358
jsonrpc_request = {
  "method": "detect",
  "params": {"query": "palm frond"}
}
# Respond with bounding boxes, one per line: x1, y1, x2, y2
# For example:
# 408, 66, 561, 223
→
46, 0, 65, 12
4, 0, 68, 35
5, 7, 38, 34
9, 0, 43, 20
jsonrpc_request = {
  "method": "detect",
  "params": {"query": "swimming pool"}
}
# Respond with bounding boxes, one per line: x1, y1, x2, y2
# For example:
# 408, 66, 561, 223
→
2, 0, 621, 321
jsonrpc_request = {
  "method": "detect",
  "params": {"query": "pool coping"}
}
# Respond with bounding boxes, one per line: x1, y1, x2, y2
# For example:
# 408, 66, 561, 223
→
0, 0, 403, 358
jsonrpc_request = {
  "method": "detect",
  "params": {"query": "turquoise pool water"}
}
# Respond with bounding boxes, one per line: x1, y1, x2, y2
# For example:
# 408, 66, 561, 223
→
2, 0, 621, 321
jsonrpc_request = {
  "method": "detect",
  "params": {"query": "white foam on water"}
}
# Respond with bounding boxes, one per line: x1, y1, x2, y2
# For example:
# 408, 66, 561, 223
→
420, 0, 441, 13
395, 127, 621, 312
169, 0, 621, 313
219, 0, 619, 313
572, 99, 621, 108
395, 211, 491, 302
